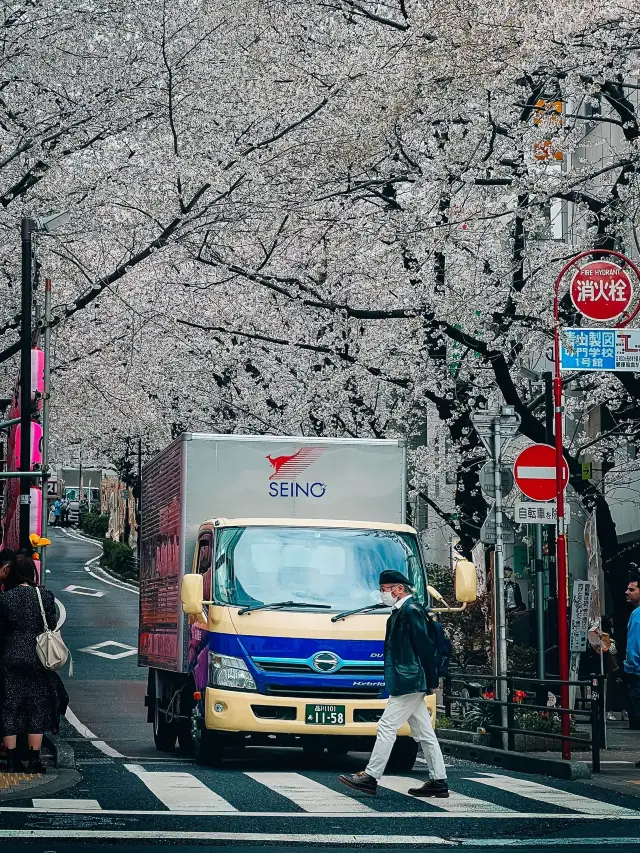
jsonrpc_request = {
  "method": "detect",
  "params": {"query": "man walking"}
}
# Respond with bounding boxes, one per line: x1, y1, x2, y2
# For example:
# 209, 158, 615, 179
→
623, 574, 640, 731
338, 570, 448, 798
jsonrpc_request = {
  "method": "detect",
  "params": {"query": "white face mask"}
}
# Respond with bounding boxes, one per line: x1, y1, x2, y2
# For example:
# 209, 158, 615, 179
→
380, 591, 396, 607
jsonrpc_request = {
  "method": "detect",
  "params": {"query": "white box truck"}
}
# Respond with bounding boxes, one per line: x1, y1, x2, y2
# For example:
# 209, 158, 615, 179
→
139, 433, 475, 766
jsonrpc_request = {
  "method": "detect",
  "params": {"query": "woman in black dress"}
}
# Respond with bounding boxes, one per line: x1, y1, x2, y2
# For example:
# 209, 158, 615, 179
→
0, 555, 68, 772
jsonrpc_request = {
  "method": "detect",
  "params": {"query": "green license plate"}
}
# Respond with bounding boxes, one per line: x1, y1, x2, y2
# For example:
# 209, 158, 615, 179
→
305, 704, 346, 725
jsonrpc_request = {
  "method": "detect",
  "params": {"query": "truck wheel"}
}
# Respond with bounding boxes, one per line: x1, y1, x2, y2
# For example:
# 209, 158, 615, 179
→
192, 708, 224, 767
153, 702, 177, 752
387, 739, 418, 772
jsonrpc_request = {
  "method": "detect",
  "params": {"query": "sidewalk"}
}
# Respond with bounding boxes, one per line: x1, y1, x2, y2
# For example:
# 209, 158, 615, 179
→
572, 720, 640, 798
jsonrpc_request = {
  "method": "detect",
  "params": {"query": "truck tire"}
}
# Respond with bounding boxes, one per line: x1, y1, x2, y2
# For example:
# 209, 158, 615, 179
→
387, 739, 418, 772
191, 708, 224, 767
153, 701, 177, 752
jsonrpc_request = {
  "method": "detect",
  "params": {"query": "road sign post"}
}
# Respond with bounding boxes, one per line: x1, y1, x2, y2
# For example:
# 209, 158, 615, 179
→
472, 406, 520, 750
551, 248, 640, 760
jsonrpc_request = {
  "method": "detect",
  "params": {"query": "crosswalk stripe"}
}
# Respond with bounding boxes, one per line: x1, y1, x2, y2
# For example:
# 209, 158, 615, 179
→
31, 799, 102, 811
472, 773, 637, 815
244, 772, 373, 813
377, 776, 516, 814
124, 764, 237, 812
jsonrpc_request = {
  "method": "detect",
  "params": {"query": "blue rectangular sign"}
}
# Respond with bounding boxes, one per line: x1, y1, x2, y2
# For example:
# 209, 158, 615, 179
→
560, 328, 617, 371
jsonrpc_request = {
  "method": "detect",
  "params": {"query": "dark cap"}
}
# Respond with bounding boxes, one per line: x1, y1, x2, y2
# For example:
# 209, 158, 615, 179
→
379, 569, 411, 587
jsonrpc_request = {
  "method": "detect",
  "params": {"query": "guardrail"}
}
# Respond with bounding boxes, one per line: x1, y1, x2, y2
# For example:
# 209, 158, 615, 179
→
442, 671, 605, 772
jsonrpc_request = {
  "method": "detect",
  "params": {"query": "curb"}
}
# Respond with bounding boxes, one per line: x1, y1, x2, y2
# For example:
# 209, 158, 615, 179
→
437, 736, 591, 780
44, 732, 76, 770
0, 768, 82, 802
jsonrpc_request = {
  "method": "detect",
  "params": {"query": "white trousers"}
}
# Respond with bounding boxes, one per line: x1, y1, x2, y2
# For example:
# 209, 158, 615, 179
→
365, 692, 447, 781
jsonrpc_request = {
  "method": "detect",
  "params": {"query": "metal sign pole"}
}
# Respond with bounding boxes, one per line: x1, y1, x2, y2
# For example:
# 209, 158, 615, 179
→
40, 278, 52, 575
493, 417, 509, 749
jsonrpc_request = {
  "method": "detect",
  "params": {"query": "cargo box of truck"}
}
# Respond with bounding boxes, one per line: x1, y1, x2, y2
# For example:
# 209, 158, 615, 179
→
138, 433, 407, 673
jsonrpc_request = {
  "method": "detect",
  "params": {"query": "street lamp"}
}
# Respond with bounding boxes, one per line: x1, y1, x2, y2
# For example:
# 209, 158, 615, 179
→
19, 212, 68, 552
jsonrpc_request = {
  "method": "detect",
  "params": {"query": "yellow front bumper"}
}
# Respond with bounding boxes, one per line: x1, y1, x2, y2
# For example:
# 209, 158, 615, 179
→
205, 688, 436, 737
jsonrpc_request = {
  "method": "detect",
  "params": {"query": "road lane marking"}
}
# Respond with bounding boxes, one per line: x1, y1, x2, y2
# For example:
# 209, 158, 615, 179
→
55, 597, 67, 630
79, 640, 137, 660
63, 584, 104, 597
472, 772, 638, 815
0, 831, 454, 843
124, 764, 237, 812
245, 772, 373, 813
32, 799, 102, 811
1, 807, 640, 818
64, 708, 126, 759
377, 776, 516, 813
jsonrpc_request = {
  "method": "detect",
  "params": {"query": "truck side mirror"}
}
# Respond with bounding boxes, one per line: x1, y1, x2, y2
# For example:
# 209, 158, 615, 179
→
181, 573, 204, 615
455, 560, 477, 603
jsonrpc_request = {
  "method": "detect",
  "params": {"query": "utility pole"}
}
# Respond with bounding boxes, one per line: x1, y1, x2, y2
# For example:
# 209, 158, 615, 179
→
137, 437, 142, 564
40, 278, 52, 573
492, 417, 509, 749
19, 218, 35, 553
473, 405, 521, 751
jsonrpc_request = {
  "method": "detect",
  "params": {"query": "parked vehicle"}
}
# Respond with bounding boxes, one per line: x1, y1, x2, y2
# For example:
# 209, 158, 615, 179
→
139, 433, 476, 766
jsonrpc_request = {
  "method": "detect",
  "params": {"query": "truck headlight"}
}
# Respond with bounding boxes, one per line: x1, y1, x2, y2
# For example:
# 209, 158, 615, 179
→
209, 653, 257, 691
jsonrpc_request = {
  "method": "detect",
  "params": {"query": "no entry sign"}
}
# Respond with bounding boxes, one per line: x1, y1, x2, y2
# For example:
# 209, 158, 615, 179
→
513, 443, 569, 502
570, 260, 633, 322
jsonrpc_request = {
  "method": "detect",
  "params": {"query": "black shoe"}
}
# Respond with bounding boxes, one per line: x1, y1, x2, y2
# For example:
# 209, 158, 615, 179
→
338, 771, 377, 796
5, 748, 26, 773
27, 748, 46, 774
408, 779, 449, 798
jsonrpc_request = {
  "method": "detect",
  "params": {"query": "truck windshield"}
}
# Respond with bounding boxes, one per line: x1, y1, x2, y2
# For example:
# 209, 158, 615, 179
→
213, 526, 425, 611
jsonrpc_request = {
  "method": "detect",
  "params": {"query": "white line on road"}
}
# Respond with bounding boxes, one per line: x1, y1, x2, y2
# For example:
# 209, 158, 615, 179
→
55, 597, 67, 630
63, 584, 104, 597
0, 831, 454, 844
472, 772, 637, 815
32, 799, 102, 811
244, 771, 373, 813
377, 776, 516, 814
79, 640, 137, 659
0, 807, 639, 819
64, 708, 125, 759
125, 764, 237, 812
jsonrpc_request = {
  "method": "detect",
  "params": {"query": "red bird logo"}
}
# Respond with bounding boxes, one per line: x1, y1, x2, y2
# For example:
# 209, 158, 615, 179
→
266, 448, 324, 480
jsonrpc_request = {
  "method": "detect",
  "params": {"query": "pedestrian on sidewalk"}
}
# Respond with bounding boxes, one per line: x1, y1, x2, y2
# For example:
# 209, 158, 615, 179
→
60, 498, 70, 528
0, 555, 69, 773
623, 575, 640, 734
338, 570, 448, 798
53, 499, 62, 527
0, 549, 15, 589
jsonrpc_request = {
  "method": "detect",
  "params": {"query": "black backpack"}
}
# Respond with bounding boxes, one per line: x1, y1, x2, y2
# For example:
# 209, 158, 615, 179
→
424, 610, 453, 677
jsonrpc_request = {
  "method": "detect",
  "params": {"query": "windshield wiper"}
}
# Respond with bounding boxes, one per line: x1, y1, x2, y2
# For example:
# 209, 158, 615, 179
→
331, 602, 387, 623
237, 600, 332, 616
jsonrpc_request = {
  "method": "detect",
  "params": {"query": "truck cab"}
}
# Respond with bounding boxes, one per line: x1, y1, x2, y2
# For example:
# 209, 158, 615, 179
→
178, 517, 476, 766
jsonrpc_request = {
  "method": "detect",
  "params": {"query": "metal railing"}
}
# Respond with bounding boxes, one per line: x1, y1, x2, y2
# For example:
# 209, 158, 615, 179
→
442, 671, 605, 772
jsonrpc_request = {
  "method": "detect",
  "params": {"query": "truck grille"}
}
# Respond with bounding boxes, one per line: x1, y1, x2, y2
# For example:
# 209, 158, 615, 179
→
256, 660, 384, 676
265, 685, 383, 699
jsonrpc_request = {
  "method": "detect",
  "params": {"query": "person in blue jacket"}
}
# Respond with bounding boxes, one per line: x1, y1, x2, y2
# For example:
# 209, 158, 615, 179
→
623, 574, 640, 732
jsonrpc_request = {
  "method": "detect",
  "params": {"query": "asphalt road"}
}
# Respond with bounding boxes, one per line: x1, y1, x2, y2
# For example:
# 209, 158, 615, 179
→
1, 529, 639, 850
46, 527, 152, 758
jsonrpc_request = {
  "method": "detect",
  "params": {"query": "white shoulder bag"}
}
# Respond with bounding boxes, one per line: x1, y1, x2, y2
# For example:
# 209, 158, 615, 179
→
35, 586, 72, 676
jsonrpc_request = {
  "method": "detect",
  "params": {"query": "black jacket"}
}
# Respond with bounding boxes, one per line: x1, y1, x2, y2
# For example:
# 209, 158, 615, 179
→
383, 598, 438, 696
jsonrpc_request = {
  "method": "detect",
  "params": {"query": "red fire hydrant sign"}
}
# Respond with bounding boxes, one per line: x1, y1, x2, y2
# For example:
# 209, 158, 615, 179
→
570, 260, 633, 321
